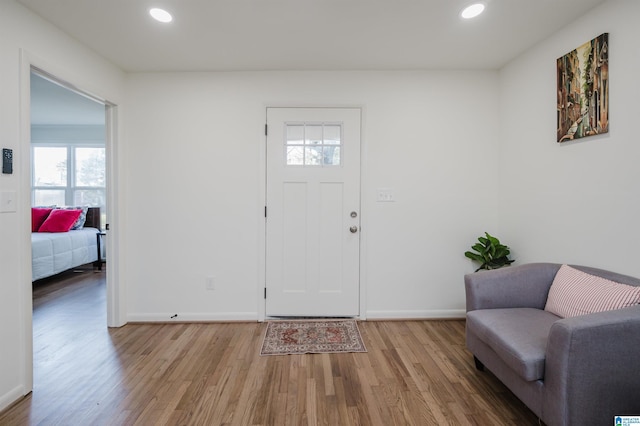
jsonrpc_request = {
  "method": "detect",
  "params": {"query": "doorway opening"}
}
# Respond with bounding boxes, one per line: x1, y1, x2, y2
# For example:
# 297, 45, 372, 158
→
27, 66, 116, 392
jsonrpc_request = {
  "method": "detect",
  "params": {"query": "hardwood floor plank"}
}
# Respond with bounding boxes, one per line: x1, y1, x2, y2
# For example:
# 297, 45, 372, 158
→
0, 272, 541, 425
353, 364, 386, 425
330, 377, 352, 426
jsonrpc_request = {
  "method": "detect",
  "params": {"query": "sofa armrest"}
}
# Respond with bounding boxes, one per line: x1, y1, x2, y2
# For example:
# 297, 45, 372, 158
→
465, 263, 561, 311
543, 305, 640, 426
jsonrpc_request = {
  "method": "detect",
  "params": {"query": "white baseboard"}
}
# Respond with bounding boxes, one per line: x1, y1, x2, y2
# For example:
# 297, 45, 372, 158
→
126, 312, 258, 322
126, 310, 465, 323
0, 385, 27, 413
366, 309, 466, 320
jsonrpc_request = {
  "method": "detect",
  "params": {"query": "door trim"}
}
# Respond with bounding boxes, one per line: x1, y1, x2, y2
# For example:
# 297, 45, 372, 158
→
258, 105, 367, 321
19, 49, 123, 394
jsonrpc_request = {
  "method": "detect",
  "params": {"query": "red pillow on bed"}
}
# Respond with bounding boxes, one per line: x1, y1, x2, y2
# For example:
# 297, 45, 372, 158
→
31, 208, 53, 232
38, 209, 82, 233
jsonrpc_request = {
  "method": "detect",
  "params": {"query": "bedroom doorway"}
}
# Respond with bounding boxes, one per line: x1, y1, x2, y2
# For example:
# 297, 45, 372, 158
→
28, 67, 115, 374
29, 67, 111, 297
265, 107, 361, 317
19, 54, 122, 395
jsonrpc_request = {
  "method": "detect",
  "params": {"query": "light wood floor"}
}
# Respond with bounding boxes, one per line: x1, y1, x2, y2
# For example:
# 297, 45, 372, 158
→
0, 269, 539, 425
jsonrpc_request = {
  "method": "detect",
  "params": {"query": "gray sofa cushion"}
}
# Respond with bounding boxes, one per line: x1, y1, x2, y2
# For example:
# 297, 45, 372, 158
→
466, 308, 561, 381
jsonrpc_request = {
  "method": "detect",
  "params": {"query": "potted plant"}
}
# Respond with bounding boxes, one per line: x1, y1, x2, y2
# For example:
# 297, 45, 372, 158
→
465, 232, 515, 272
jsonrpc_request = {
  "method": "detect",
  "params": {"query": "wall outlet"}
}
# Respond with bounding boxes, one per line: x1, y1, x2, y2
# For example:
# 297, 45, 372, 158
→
206, 276, 215, 291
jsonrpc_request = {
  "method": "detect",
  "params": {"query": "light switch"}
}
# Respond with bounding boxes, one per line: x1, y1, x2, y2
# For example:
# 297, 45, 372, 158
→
376, 189, 395, 202
0, 191, 17, 213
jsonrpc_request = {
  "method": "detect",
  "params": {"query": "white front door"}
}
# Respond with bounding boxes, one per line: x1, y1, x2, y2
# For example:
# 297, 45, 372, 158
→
266, 107, 361, 317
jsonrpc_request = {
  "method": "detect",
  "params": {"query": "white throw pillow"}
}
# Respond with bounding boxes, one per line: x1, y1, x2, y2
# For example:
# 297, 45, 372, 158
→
545, 264, 640, 318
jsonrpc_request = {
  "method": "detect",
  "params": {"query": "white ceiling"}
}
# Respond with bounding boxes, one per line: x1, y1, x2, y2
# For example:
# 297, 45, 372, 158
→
17, 0, 607, 72
31, 73, 106, 126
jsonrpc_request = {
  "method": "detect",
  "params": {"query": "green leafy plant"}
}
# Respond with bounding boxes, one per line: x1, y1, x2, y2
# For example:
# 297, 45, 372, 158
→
464, 232, 515, 272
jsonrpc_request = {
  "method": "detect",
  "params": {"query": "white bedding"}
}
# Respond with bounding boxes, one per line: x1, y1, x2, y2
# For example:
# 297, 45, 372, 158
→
32, 227, 99, 281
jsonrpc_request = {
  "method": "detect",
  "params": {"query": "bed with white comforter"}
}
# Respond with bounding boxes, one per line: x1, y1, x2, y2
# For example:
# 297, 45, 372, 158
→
31, 227, 99, 281
31, 206, 102, 281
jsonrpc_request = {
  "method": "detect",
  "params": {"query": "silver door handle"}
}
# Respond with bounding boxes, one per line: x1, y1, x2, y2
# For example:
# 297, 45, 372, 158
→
350, 226, 358, 233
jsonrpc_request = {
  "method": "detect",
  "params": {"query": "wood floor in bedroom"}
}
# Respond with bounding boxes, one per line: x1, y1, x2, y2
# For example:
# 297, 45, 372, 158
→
0, 270, 540, 425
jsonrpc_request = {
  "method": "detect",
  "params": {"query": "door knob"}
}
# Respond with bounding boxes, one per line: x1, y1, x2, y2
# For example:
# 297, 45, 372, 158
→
350, 226, 358, 233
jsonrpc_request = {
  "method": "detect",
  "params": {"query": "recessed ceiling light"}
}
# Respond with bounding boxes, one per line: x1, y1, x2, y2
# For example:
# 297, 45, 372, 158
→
461, 3, 486, 19
149, 8, 173, 23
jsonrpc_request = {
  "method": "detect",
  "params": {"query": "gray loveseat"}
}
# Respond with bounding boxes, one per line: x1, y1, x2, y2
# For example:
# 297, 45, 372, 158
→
465, 263, 640, 426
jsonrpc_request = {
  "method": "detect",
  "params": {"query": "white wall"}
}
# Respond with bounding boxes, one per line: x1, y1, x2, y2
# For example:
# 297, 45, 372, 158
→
498, 0, 640, 277
31, 125, 106, 143
124, 70, 500, 321
6, 0, 635, 415
0, 0, 125, 412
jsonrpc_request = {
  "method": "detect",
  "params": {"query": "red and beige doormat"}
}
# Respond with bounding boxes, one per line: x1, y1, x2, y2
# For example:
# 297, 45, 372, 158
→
260, 320, 367, 355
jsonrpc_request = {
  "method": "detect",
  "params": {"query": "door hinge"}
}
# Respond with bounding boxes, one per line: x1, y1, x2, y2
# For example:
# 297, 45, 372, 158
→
264, 206, 267, 218
265, 124, 268, 136
264, 288, 267, 299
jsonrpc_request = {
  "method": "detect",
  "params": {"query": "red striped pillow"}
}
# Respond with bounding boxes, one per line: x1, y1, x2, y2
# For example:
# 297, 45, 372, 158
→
545, 265, 640, 318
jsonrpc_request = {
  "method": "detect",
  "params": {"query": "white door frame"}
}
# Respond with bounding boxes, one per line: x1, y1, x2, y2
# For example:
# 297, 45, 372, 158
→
19, 50, 123, 394
258, 105, 368, 321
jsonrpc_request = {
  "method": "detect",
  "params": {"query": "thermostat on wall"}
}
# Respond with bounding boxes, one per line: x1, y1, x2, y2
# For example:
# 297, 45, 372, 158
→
2, 148, 13, 174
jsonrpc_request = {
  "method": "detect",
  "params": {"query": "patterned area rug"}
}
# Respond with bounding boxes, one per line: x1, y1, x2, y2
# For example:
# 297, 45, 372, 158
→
260, 320, 367, 355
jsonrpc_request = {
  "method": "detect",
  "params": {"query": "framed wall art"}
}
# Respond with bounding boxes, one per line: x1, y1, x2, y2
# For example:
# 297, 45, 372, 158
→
557, 33, 609, 143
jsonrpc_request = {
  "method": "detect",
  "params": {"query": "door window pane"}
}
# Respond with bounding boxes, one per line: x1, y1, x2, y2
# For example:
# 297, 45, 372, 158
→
286, 146, 304, 165
305, 146, 323, 165
33, 147, 67, 186
324, 125, 341, 145
305, 125, 323, 145
285, 123, 342, 166
323, 146, 341, 166
286, 125, 304, 144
